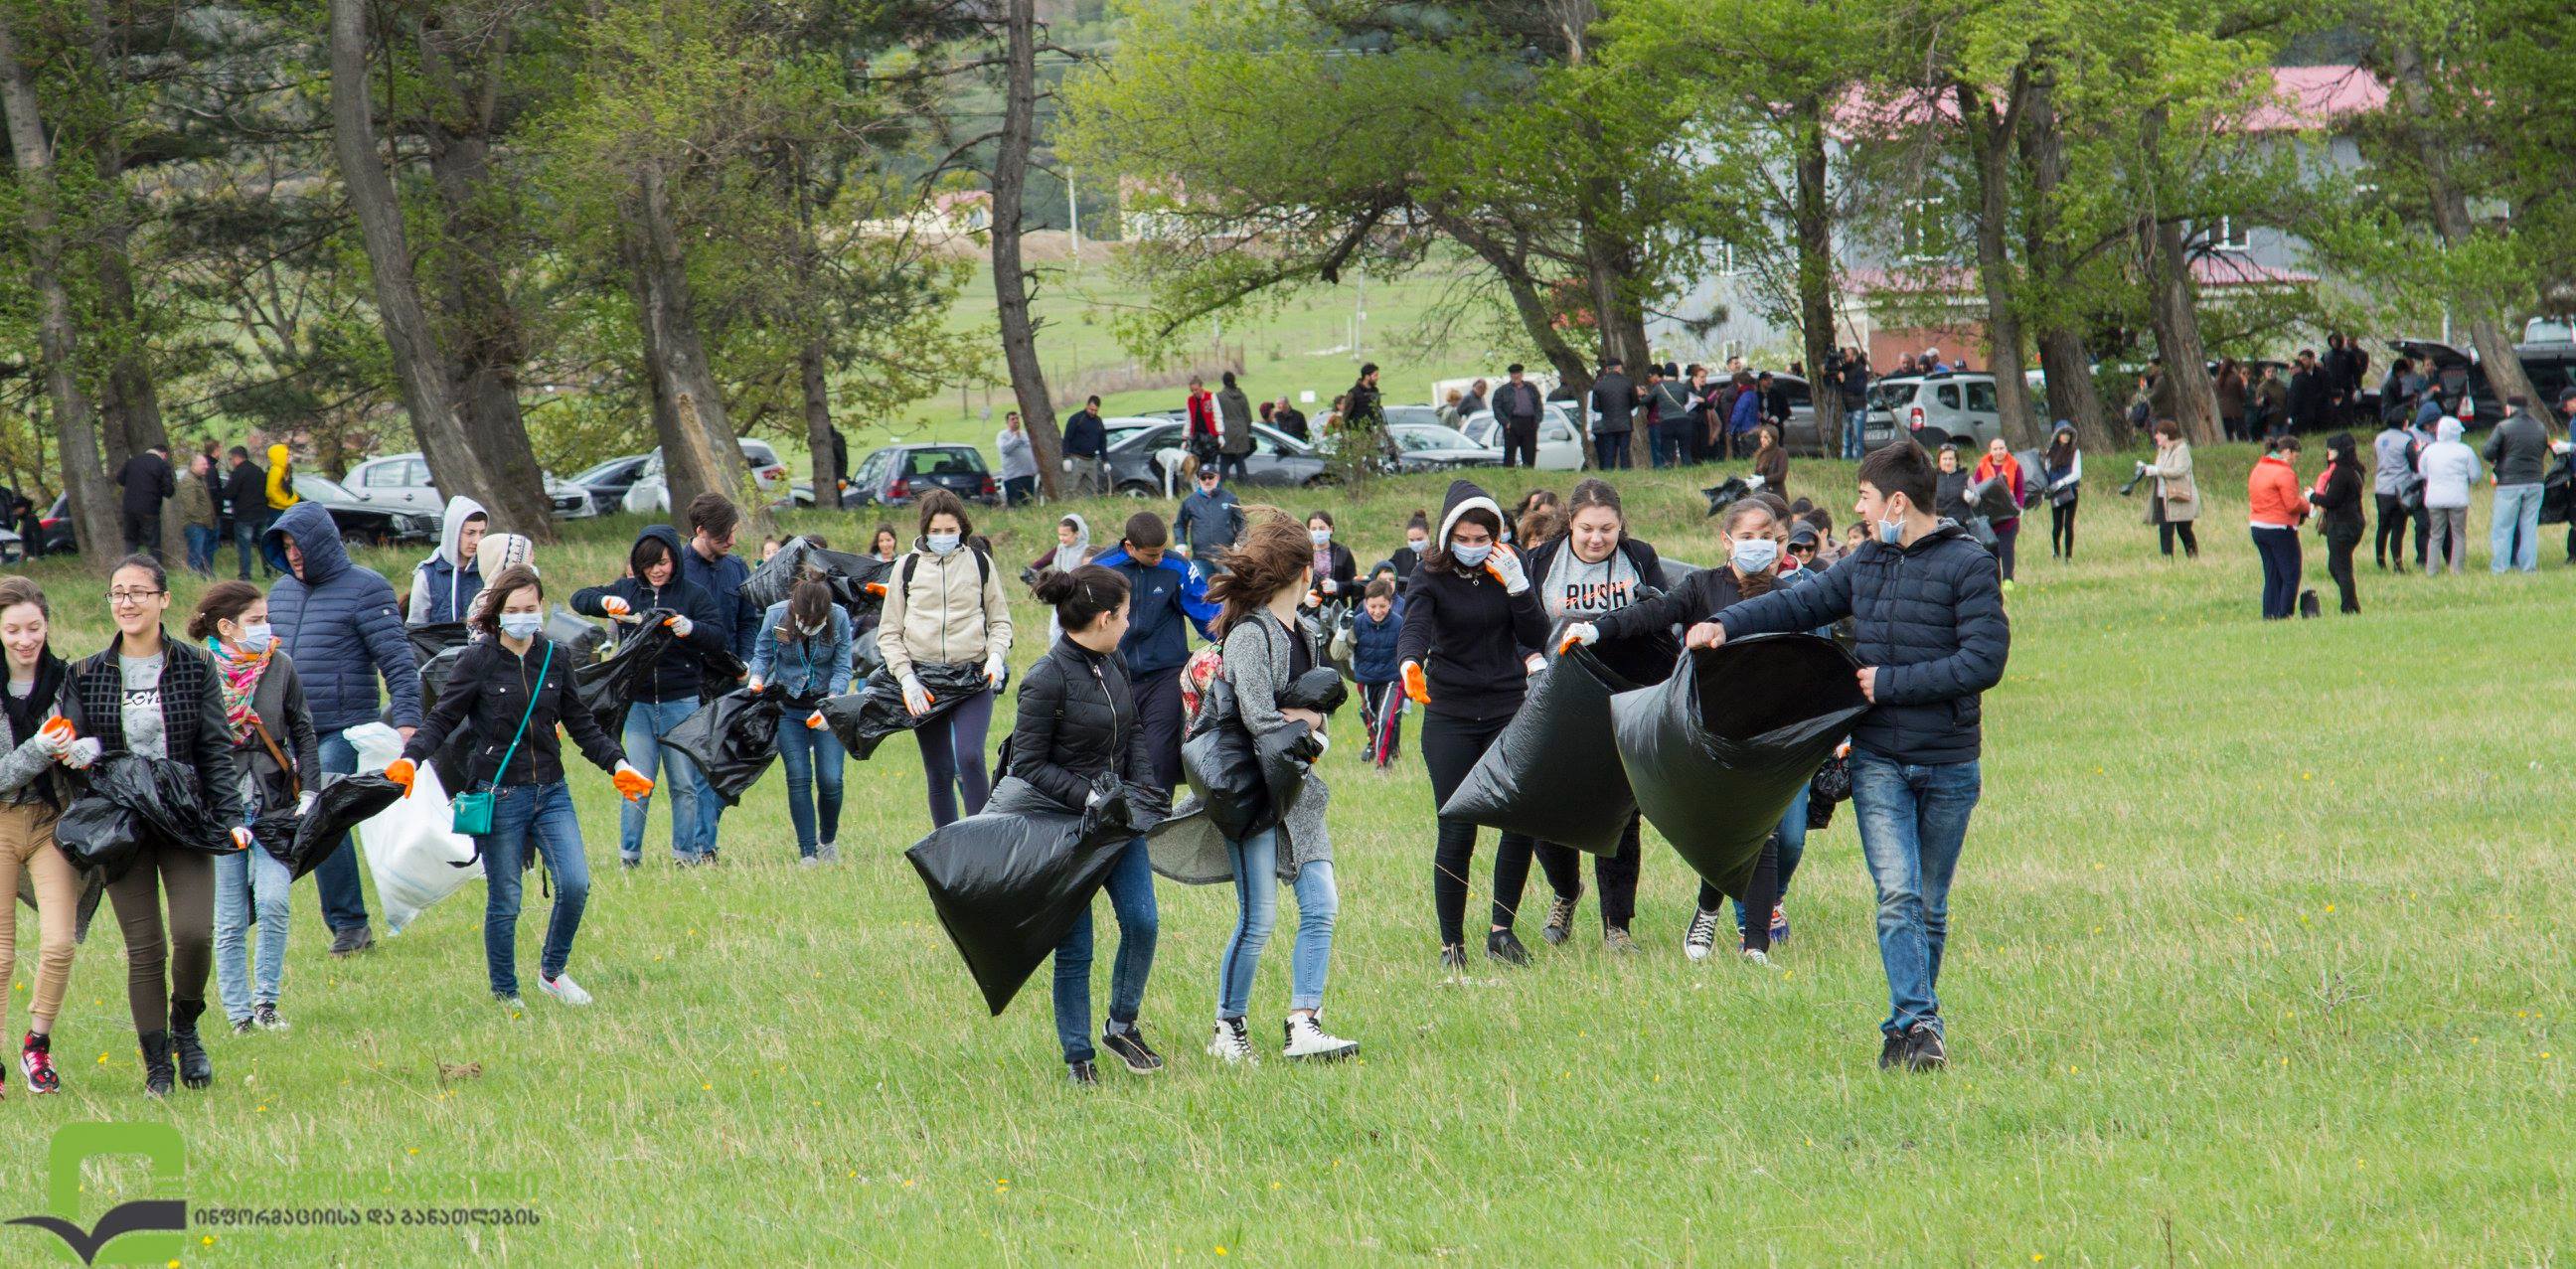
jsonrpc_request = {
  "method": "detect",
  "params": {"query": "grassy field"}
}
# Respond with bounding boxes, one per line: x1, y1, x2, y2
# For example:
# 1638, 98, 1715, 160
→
3, 445, 2571, 1264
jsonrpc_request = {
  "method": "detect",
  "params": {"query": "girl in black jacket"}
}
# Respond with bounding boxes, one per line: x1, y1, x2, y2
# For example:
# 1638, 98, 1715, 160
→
571, 525, 727, 867
992, 565, 1163, 1085
2310, 431, 2366, 614
1397, 480, 1551, 969
59, 555, 251, 1097
391, 567, 653, 1010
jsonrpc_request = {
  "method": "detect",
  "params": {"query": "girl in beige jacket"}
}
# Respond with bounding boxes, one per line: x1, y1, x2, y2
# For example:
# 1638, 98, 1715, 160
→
878, 489, 1015, 826
2136, 420, 2199, 557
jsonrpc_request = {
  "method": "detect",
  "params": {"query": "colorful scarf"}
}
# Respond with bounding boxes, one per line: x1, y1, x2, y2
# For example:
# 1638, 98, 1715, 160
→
210, 639, 270, 743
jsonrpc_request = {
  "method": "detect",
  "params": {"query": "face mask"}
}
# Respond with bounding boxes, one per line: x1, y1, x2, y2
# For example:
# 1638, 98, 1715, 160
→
498, 613, 545, 640
1310, 530, 1331, 547
798, 620, 825, 636
236, 623, 273, 653
1407, 538, 1427, 555
1451, 542, 1493, 568
1877, 516, 1904, 545
1731, 538, 1781, 573
926, 533, 961, 555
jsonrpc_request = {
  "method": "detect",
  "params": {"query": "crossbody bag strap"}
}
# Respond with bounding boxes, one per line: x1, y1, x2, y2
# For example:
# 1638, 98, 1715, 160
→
479, 640, 555, 792
249, 719, 300, 801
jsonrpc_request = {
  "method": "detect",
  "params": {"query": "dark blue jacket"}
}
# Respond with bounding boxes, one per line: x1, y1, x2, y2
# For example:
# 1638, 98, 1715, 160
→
1173, 487, 1242, 557
264, 502, 422, 732
570, 525, 729, 704
1350, 603, 1404, 684
1715, 522, 2009, 765
1092, 545, 1216, 680
680, 538, 755, 663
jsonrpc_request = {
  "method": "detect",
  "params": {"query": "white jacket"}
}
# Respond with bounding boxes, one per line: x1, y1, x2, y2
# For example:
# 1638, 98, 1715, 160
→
2415, 419, 2480, 511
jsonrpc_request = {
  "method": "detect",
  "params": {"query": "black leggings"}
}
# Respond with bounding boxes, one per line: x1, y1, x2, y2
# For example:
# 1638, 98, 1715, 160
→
915, 685, 995, 828
1991, 521, 2017, 580
2048, 498, 2077, 558
2372, 493, 2408, 569
1692, 833, 1782, 950
1421, 711, 1536, 946
1533, 813, 1643, 932
2326, 523, 2361, 613
2159, 520, 2198, 557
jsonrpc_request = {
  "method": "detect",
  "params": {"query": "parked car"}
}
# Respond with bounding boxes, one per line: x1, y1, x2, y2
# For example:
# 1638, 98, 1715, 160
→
344, 452, 597, 520
621, 438, 796, 515
36, 495, 75, 555
845, 443, 1002, 508
1865, 374, 2005, 450
1458, 405, 1587, 470
292, 474, 439, 546
2386, 339, 2500, 427
1378, 421, 1504, 472
565, 453, 654, 514
1103, 420, 1328, 496
1776, 371, 1898, 456
0, 527, 20, 563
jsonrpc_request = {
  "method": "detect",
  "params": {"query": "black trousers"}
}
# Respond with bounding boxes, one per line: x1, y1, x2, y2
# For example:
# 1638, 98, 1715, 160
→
2325, 522, 2361, 613
1503, 421, 1539, 468
2159, 520, 2198, 557
121, 510, 162, 559
2252, 526, 2302, 619
1992, 521, 2018, 581
2373, 493, 2408, 569
1132, 666, 1185, 796
1421, 710, 1536, 946
1533, 812, 1643, 932
2049, 498, 2077, 558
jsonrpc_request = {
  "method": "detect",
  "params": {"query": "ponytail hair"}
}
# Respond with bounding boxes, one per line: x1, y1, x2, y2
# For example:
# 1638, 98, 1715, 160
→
1035, 564, 1130, 636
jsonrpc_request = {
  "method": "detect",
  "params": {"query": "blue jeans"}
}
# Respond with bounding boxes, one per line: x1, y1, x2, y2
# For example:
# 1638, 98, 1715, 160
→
1592, 431, 1631, 470
774, 718, 846, 856
1051, 837, 1157, 1064
311, 728, 370, 931
185, 525, 220, 576
233, 518, 262, 579
1736, 783, 1810, 930
694, 768, 726, 856
2251, 526, 2301, 619
1843, 407, 1869, 459
1651, 421, 1691, 469
477, 782, 590, 998
1850, 749, 1981, 1037
1215, 829, 1339, 1018
619, 698, 705, 861
213, 845, 291, 1023
2491, 482, 2541, 572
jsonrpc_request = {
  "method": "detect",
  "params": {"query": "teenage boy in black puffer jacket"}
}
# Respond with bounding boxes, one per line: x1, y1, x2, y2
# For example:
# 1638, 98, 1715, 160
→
1699, 441, 2010, 1073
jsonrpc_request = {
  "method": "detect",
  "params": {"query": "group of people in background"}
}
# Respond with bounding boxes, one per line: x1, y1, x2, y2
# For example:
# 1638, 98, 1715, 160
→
71, 440, 304, 577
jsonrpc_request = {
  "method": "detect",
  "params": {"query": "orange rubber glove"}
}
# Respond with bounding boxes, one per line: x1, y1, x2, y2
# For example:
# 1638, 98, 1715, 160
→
805, 711, 828, 730
864, 581, 888, 597
612, 761, 655, 802
1400, 660, 1430, 707
384, 757, 416, 797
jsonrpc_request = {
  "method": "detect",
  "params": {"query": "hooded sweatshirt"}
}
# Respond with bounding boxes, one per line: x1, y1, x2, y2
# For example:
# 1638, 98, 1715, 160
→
2417, 418, 2480, 510
264, 502, 422, 732
407, 496, 488, 626
2372, 423, 2419, 497
1395, 479, 1550, 720
264, 443, 300, 511
569, 525, 727, 703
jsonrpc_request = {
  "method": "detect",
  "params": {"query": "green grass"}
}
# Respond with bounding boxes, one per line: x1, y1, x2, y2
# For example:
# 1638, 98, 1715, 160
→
4, 447, 2571, 1264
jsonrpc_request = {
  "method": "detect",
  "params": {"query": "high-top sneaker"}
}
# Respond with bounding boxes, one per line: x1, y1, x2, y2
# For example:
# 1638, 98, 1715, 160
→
1684, 908, 1723, 962
1281, 1014, 1359, 1062
1206, 1018, 1256, 1065
19, 1031, 57, 1095
1102, 1023, 1164, 1075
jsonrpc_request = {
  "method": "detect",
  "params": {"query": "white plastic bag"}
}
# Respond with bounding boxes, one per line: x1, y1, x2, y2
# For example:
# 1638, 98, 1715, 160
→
345, 722, 484, 935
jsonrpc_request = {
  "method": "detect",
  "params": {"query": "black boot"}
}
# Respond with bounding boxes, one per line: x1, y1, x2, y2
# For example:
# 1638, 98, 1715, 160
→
137, 1031, 175, 1098
169, 998, 214, 1089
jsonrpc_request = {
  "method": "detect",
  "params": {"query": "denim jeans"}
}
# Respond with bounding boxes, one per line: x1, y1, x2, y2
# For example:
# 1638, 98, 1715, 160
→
185, 525, 220, 576
1850, 749, 1980, 1037
694, 767, 726, 856
213, 845, 291, 1023
619, 698, 704, 861
1051, 837, 1157, 1064
1215, 829, 1339, 1019
311, 728, 370, 931
773, 718, 846, 856
1592, 432, 1632, 470
2251, 526, 2302, 618
233, 518, 262, 579
477, 782, 590, 998
2492, 483, 2542, 572
1842, 407, 1869, 459
1651, 421, 1692, 469
1736, 782, 1810, 931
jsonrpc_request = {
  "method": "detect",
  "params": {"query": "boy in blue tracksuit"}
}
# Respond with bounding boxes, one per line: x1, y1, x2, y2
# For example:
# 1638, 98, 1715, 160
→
1348, 575, 1405, 766
1089, 510, 1216, 793
1700, 442, 2010, 1073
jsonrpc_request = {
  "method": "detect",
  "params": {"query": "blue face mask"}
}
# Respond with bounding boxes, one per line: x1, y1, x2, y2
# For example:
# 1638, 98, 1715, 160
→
236, 623, 273, 653
498, 613, 545, 640
925, 533, 962, 555
1877, 517, 1904, 545
1451, 542, 1493, 568
1731, 538, 1780, 573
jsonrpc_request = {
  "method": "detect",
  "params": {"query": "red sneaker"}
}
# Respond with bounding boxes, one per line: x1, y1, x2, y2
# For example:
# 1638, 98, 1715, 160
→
21, 1031, 59, 1094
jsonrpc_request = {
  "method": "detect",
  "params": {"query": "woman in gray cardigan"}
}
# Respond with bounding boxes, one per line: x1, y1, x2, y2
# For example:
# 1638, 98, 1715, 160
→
1203, 511, 1358, 1064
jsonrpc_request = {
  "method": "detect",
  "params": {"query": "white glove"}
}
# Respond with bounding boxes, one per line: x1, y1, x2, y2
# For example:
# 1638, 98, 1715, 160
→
900, 675, 933, 717
231, 827, 256, 851
663, 614, 694, 639
1485, 546, 1530, 595
1308, 730, 1331, 759
31, 721, 72, 758
296, 791, 317, 816
601, 596, 632, 619
1557, 622, 1599, 654
1321, 578, 1339, 594
1745, 474, 1767, 489
984, 653, 1007, 686
61, 737, 100, 769
1328, 629, 1353, 661
1524, 653, 1545, 677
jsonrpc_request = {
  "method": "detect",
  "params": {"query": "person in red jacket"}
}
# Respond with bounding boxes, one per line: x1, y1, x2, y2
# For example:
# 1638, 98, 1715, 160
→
1972, 437, 2026, 587
2247, 436, 2309, 619
1184, 376, 1220, 471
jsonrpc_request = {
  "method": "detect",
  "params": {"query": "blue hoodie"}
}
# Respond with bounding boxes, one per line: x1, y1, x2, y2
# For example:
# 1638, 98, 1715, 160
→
264, 502, 422, 732
1091, 544, 1216, 680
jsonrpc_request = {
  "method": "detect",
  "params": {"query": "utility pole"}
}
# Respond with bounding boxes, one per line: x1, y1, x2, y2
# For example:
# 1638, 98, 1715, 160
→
1066, 173, 1080, 278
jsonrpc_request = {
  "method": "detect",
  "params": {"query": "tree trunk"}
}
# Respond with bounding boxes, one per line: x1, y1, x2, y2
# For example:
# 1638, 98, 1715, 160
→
1958, 77, 2040, 451
421, 118, 559, 539
801, 334, 837, 507
2389, 37, 2538, 408
2017, 76, 2117, 450
0, 9, 117, 557
991, 0, 1062, 497
1791, 96, 1844, 441
2132, 105, 2220, 447
329, 0, 543, 535
625, 158, 761, 534
80, 0, 164, 468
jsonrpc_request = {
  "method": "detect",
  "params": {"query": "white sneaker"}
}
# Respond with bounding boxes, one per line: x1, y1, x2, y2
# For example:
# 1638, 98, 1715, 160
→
798, 856, 820, 869
1740, 947, 1772, 968
539, 974, 593, 1007
1684, 908, 1722, 962
1282, 1014, 1359, 1061
816, 842, 841, 864
1207, 1018, 1256, 1064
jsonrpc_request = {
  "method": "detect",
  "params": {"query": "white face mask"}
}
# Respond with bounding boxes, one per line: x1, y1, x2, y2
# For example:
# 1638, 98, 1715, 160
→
498, 613, 545, 640
1731, 538, 1780, 573
1310, 529, 1331, 547
236, 622, 273, 653
798, 620, 825, 636
1451, 542, 1493, 567
1407, 537, 1428, 555
925, 533, 961, 555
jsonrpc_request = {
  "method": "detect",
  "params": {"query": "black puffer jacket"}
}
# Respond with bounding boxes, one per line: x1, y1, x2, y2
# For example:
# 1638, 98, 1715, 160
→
1005, 636, 1157, 813
59, 633, 244, 830
1714, 522, 2010, 765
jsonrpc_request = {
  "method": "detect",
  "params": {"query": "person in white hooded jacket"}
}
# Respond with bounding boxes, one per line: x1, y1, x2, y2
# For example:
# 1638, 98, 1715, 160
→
407, 498, 488, 626
2415, 417, 2480, 575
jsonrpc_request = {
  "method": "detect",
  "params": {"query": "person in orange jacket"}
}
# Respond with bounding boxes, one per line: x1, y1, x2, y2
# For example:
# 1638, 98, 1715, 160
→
2248, 436, 2310, 619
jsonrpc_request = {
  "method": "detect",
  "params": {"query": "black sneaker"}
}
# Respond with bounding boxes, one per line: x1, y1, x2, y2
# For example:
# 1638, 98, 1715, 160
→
1102, 1024, 1164, 1075
1903, 1024, 1947, 1072
231, 1018, 256, 1037
1438, 944, 1468, 972
1486, 928, 1530, 967
328, 925, 375, 957
1066, 1059, 1099, 1087
1878, 1031, 1906, 1071
1541, 894, 1578, 945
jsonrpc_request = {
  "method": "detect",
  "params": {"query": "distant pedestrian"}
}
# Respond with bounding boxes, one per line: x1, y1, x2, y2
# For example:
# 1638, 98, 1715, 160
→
2249, 437, 2308, 618
2039, 421, 2082, 560
1216, 371, 1254, 481
997, 411, 1038, 507
1492, 364, 1545, 469
2309, 432, 2365, 613
2139, 419, 2199, 557
223, 446, 269, 579
1184, 376, 1220, 470
174, 454, 221, 578
2371, 412, 2421, 572
1272, 396, 1309, 442
2416, 417, 2479, 574
115, 443, 175, 558
1062, 396, 1107, 497
1587, 358, 1637, 470
2482, 396, 2548, 573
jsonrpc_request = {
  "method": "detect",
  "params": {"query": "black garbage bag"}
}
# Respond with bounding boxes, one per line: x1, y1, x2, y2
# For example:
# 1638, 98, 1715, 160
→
299, 774, 404, 879
53, 797, 144, 879
820, 661, 997, 761
570, 609, 748, 737
1440, 643, 1664, 855
1702, 477, 1751, 518
104, 754, 231, 855
662, 688, 784, 807
546, 605, 609, 664
741, 538, 892, 620
1278, 667, 1349, 716
2541, 456, 2572, 526
1612, 634, 1869, 900
906, 774, 1165, 1016
407, 622, 470, 666
415, 643, 479, 790
1806, 751, 1852, 832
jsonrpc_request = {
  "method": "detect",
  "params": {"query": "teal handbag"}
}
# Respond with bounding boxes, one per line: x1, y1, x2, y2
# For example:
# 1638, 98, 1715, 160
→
451, 641, 553, 838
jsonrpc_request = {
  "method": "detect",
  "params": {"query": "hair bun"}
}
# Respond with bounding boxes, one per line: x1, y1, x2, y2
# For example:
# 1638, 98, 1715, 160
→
1032, 569, 1079, 605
